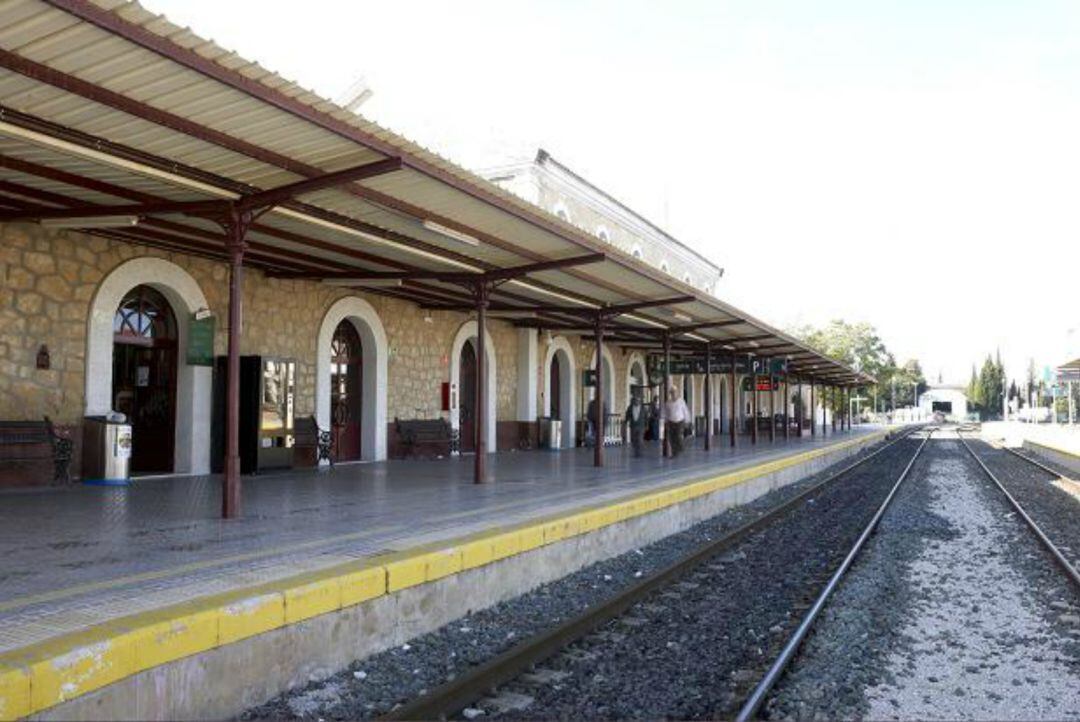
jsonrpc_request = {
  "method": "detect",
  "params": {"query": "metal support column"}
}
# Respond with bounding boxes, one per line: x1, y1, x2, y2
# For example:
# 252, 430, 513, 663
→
662, 332, 671, 458
750, 354, 758, 445
831, 386, 837, 432
594, 314, 605, 467
810, 378, 816, 437
222, 207, 248, 520
474, 282, 490, 483
796, 376, 803, 436
783, 370, 789, 440
730, 351, 737, 448
704, 342, 712, 451
768, 359, 775, 443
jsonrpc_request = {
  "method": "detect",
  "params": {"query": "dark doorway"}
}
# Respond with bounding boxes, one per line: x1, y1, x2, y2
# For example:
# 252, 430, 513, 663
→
549, 356, 562, 420
459, 340, 478, 453
932, 401, 953, 414
330, 320, 363, 462
112, 285, 177, 474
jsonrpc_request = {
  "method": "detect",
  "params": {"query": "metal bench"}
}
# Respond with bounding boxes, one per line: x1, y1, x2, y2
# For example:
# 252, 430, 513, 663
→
394, 417, 458, 458
294, 415, 334, 467
0, 417, 73, 484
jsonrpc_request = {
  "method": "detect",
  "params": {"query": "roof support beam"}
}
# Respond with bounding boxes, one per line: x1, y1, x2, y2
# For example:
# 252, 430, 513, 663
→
0, 157, 402, 223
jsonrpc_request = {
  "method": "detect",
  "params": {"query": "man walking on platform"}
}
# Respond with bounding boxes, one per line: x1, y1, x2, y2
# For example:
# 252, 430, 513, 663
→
664, 385, 690, 457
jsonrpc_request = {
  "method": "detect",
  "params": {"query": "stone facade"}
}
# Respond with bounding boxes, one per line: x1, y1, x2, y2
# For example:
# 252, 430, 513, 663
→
1, 223, 803, 485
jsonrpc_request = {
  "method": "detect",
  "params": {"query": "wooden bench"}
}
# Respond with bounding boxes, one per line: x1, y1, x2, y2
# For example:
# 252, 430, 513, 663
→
394, 418, 458, 459
0, 417, 73, 485
294, 416, 334, 467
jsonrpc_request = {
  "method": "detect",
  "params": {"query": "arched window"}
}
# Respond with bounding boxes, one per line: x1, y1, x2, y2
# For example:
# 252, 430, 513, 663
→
631, 245, 643, 260
597, 226, 610, 243
683, 272, 693, 285
113, 285, 177, 344
660, 260, 670, 274
554, 202, 570, 223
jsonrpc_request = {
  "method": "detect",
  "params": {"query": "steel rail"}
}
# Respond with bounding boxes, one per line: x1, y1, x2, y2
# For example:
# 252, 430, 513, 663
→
734, 427, 934, 722
957, 433, 1080, 590
382, 426, 923, 721
1001, 443, 1077, 481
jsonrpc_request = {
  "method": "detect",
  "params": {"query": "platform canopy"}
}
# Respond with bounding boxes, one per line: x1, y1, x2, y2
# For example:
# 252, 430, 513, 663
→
0, 0, 872, 386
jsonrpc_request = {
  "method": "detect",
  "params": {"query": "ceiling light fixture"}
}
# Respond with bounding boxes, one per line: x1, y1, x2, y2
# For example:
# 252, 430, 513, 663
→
40, 215, 139, 229
422, 219, 480, 246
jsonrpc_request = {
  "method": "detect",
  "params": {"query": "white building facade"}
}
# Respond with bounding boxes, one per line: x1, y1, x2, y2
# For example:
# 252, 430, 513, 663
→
481, 149, 724, 296
918, 385, 969, 421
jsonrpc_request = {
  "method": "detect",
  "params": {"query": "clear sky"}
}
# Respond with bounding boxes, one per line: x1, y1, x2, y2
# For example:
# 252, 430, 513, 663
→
144, 0, 1080, 384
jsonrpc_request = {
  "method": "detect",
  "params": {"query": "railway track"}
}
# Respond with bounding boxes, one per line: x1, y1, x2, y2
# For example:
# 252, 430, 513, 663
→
733, 427, 933, 721
957, 432, 1080, 589
381, 427, 928, 721
750, 428, 1080, 720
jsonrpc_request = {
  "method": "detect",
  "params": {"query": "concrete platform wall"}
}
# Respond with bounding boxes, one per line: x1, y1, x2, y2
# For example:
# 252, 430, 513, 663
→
22, 430, 891, 721
1022, 439, 1080, 476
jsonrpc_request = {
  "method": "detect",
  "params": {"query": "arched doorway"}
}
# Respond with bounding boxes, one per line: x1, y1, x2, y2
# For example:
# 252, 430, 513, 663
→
316, 297, 389, 462
458, 340, 478, 453
330, 320, 363, 462
543, 336, 577, 449
112, 285, 178, 474
627, 355, 647, 403
549, 355, 561, 420
448, 320, 497, 454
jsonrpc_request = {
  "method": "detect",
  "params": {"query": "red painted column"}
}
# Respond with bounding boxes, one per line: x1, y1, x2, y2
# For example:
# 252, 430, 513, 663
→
474, 282, 489, 483
222, 212, 247, 519
594, 314, 605, 467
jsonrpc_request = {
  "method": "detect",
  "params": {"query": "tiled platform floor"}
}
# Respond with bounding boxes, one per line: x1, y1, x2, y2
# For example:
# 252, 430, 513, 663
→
0, 427, 878, 653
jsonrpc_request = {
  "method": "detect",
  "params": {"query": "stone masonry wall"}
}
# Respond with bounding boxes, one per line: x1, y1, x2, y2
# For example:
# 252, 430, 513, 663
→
0, 223, 520, 432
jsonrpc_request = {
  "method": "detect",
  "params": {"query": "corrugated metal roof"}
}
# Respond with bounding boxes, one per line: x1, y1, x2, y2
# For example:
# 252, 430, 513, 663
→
0, 0, 872, 383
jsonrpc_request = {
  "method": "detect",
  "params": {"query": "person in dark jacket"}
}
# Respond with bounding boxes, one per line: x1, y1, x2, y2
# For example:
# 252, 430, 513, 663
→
625, 395, 647, 457
586, 396, 609, 447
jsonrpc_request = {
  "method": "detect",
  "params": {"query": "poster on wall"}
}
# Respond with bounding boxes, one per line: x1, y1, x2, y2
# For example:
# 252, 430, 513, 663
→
186, 315, 215, 366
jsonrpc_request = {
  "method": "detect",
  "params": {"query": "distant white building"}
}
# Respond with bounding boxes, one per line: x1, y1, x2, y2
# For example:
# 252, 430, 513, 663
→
918, 384, 969, 420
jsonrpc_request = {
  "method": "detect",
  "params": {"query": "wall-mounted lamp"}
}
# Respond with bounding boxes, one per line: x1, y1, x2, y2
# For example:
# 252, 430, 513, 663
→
36, 345, 50, 370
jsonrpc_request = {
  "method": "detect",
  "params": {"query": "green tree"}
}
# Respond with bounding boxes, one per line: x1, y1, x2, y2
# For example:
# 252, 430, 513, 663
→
789, 319, 917, 414
967, 364, 982, 414
977, 354, 1004, 420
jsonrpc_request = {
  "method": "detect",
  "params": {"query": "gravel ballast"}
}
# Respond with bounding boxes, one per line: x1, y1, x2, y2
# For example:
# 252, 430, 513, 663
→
767, 431, 1080, 721
969, 438, 1080, 571
481, 436, 925, 720
242, 433, 907, 720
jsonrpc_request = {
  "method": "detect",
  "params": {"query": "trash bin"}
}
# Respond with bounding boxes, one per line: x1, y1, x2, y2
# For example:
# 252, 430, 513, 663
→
82, 414, 132, 485
538, 417, 563, 450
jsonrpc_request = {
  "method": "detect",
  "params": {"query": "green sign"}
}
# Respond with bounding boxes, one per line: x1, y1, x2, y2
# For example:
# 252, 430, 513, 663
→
186, 315, 215, 366
583, 369, 597, 388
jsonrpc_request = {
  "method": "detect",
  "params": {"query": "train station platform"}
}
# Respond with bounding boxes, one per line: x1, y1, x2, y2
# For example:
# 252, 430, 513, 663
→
981, 421, 1080, 474
0, 426, 889, 721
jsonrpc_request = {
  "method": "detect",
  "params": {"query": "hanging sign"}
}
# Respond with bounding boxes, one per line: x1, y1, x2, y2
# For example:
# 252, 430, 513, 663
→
186, 315, 216, 366
648, 356, 753, 375
583, 370, 597, 388
743, 376, 780, 392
